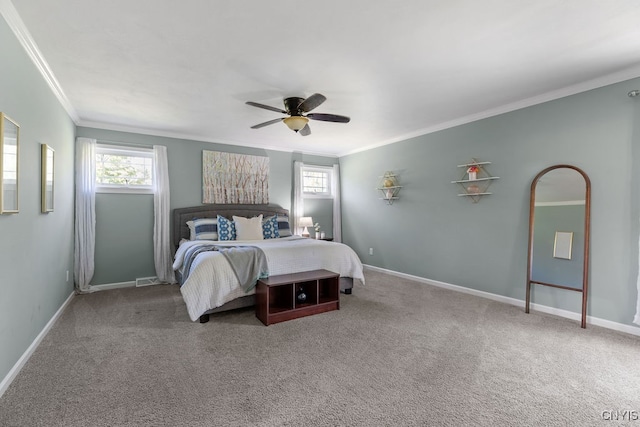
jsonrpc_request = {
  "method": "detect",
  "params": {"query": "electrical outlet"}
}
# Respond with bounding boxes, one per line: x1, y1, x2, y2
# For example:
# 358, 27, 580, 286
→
66, 270, 69, 282
369, 248, 374, 255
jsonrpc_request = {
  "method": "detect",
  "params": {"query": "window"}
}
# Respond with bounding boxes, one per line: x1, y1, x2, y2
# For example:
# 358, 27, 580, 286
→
96, 144, 154, 193
302, 165, 333, 198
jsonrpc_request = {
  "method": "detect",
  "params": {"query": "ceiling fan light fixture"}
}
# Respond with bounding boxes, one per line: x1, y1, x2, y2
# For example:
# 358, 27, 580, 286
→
283, 116, 309, 132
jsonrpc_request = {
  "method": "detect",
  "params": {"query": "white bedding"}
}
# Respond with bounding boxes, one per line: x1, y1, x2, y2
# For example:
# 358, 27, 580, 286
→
174, 236, 365, 321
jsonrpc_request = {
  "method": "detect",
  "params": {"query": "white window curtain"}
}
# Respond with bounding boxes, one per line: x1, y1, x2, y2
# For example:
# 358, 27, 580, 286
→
74, 137, 96, 292
293, 161, 304, 235
153, 145, 175, 284
332, 164, 342, 242
635, 214, 640, 325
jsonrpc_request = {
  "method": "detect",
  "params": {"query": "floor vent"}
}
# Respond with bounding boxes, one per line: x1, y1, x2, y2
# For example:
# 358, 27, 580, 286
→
135, 277, 160, 287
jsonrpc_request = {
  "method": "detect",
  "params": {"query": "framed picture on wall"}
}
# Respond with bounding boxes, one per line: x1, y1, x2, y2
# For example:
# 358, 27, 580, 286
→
553, 231, 573, 260
0, 113, 19, 214
41, 144, 54, 213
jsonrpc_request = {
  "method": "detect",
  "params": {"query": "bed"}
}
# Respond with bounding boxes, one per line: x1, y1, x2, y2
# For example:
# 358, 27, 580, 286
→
172, 204, 365, 322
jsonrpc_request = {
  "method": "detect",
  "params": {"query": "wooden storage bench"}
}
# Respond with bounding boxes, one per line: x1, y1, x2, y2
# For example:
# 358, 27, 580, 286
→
255, 269, 340, 326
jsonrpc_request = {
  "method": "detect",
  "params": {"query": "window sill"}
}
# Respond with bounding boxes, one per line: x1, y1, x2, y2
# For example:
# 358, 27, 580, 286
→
302, 193, 334, 199
96, 187, 154, 195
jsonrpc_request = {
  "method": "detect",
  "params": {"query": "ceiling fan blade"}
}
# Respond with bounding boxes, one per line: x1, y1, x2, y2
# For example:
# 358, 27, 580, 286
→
246, 101, 287, 114
299, 124, 311, 136
250, 118, 284, 129
298, 93, 327, 113
306, 113, 350, 123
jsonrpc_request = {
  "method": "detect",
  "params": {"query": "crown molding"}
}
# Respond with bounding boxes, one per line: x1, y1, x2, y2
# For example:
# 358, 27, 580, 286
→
0, 0, 79, 123
77, 120, 339, 158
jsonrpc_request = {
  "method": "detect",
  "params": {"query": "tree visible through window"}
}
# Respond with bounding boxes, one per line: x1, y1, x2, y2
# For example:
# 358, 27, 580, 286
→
302, 166, 332, 197
96, 144, 153, 192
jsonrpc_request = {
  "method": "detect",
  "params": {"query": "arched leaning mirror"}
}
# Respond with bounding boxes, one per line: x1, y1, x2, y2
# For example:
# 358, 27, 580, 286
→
526, 165, 591, 328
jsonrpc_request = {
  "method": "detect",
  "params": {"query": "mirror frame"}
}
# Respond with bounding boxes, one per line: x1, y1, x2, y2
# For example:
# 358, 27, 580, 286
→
41, 144, 54, 213
0, 113, 20, 214
525, 164, 591, 328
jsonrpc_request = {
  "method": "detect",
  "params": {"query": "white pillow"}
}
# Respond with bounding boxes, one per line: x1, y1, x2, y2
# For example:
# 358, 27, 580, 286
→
186, 220, 196, 240
233, 215, 264, 240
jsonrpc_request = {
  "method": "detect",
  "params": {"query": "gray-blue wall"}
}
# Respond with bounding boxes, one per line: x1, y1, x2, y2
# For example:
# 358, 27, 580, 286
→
76, 127, 338, 285
0, 18, 75, 384
340, 78, 640, 327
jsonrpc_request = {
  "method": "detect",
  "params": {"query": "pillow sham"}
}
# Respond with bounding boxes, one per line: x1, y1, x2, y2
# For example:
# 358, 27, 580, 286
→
262, 215, 280, 239
186, 220, 196, 240
276, 214, 292, 237
217, 215, 236, 241
188, 218, 218, 240
233, 215, 264, 240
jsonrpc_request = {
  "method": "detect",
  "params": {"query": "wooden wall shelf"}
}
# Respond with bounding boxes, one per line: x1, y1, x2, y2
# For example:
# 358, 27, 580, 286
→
377, 171, 402, 205
452, 159, 499, 203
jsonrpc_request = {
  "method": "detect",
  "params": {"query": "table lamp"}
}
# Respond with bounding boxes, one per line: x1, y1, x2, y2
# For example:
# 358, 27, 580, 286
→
299, 217, 313, 237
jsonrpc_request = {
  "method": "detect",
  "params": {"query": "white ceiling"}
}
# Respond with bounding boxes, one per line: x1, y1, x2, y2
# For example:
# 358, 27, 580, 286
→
5, 0, 640, 156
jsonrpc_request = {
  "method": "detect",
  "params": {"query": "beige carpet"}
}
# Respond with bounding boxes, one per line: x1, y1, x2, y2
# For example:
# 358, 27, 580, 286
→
0, 270, 639, 426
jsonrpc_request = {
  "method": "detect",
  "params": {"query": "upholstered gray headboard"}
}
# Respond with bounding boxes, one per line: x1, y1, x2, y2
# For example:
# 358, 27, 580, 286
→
172, 204, 290, 250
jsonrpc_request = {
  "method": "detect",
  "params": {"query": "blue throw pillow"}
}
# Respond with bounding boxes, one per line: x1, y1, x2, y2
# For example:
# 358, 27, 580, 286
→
217, 215, 236, 241
262, 215, 280, 239
276, 214, 292, 237
190, 218, 218, 240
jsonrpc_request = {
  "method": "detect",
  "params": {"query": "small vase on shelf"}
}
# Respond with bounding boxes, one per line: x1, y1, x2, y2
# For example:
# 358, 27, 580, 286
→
385, 188, 394, 199
467, 165, 479, 181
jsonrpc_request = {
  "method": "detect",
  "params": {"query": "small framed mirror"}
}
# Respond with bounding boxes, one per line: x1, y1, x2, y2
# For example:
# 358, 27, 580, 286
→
41, 144, 54, 213
0, 113, 19, 214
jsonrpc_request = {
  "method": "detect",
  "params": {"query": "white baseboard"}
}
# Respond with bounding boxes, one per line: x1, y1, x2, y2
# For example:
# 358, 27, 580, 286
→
0, 291, 75, 399
90, 277, 163, 291
89, 280, 136, 292
364, 264, 640, 337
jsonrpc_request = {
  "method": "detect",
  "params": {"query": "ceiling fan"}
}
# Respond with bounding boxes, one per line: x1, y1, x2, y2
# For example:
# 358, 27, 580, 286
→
246, 93, 350, 136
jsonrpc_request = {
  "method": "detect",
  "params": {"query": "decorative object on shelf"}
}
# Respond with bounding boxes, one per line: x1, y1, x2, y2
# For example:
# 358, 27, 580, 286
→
467, 165, 479, 181
376, 171, 402, 205
467, 184, 480, 194
299, 216, 313, 237
296, 285, 307, 303
451, 159, 499, 203
0, 113, 19, 214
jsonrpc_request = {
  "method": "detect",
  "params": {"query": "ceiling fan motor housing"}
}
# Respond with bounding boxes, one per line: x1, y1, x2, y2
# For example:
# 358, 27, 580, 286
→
284, 97, 305, 115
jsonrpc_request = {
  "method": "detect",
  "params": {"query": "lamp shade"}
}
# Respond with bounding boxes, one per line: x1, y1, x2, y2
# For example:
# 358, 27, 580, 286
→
283, 116, 309, 132
299, 217, 314, 227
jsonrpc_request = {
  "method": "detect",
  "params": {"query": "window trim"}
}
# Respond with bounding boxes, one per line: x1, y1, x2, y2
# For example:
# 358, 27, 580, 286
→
301, 165, 334, 199
95, 143, 154, 194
